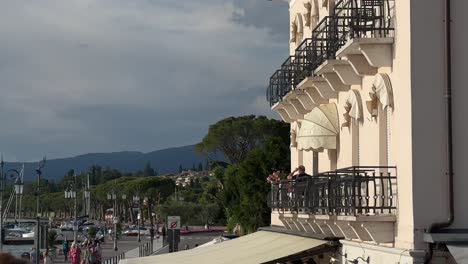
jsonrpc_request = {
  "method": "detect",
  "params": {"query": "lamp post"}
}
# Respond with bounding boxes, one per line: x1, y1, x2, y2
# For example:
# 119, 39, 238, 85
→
64, 172, 78, 242
35, 157, 46, 264
0, 163, 21, 251
133, 186, 141, 243
107, 187, 118, 251
13, 169, 24, 221
121, 194, 127, 223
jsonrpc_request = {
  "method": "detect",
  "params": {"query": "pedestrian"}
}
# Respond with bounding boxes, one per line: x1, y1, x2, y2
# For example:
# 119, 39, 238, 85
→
94, 242, 102, 264
82, 245, 91, 264
63, 240, 70, 261
69, 242, 81, 264
29, 247, 38, 264
89, 246, 97, 264
44, 249, 53, 264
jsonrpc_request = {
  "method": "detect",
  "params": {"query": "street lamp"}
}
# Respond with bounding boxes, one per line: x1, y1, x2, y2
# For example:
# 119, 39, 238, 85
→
107, 187, 118, 251
0, 162, 24, 251
64, 174, 78, 243
133, 187, 141, 243
34, 157, 46, 264
14, 179, 24, 220
84, 189, 90, 217
121, 194, 127, 223
7, 168, 24, 222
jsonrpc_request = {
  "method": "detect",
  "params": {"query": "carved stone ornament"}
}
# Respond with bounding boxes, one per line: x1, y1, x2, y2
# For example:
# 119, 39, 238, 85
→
303, 2, 311, 27
290, 22, 297, 43
341, 102, 352, 129
366, 92, 379, 118
291, 128, 297, 147
290, 122, 300, 147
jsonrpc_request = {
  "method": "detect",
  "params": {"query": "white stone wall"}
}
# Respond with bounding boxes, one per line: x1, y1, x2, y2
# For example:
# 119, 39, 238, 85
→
283, 0, 468, 252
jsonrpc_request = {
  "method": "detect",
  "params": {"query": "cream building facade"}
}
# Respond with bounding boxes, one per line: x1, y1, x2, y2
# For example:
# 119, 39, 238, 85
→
267, 0, 468, 263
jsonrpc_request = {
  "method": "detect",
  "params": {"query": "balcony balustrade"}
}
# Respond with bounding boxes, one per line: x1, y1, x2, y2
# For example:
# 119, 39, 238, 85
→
267, 0, 394, 106
268, 166, 397, 216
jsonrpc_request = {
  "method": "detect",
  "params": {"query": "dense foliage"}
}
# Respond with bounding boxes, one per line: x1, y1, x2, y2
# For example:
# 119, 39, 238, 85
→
196, 115, 289, 164
198, 115, 290, 234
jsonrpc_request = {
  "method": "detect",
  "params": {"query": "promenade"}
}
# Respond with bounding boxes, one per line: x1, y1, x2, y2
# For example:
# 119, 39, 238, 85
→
51, 236, 163, 264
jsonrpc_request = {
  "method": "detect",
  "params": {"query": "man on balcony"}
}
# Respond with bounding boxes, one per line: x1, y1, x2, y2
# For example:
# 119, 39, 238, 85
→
287, 165, 310, 181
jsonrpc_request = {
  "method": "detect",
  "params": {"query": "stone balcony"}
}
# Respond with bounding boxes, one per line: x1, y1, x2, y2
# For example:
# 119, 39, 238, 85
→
269, 166, 398, 244
266, 0, 395, 122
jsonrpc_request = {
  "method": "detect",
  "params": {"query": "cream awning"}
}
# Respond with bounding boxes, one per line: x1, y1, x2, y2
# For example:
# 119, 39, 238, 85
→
297, 103, 339, 151
120, 231, 328, 264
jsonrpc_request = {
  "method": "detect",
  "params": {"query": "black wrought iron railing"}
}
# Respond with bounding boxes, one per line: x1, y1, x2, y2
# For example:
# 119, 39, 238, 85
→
266, 0, 394, 106
268, 166, 397, 216
267, 56, 298, 106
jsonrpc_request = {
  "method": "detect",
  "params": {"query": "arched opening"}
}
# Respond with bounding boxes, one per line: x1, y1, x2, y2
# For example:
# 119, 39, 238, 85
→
342, 90, 364, 166
366, 73, 394, 166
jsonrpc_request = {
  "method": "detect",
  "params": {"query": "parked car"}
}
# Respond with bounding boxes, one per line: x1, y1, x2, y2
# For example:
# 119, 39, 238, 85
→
81, 222, 96, 231
124, 227, 151, 236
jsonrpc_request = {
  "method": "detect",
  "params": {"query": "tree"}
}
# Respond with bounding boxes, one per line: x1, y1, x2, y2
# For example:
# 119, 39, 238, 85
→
143, 162, 155, 177
196, 115, 289, 164
178, 165, 183, 173
197, 162, 203, 171
222, 136, 290, 234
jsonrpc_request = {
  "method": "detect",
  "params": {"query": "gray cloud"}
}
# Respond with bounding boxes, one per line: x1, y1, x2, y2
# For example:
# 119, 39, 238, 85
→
0, 0, 286, 161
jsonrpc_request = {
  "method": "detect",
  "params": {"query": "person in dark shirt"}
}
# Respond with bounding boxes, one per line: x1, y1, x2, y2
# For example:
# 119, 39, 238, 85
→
287, 165, 310, 181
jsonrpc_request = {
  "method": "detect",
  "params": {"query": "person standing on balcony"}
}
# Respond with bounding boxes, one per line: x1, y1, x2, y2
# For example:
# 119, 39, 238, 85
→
287, 165, 310, 181
287, 165, 310, 208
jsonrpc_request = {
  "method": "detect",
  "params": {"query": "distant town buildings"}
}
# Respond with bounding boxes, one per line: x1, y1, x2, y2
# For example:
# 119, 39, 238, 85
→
160, 170, 212, 188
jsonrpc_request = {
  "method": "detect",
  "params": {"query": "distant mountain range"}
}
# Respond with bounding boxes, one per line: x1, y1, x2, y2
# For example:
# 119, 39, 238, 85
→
4, 145, 220, 181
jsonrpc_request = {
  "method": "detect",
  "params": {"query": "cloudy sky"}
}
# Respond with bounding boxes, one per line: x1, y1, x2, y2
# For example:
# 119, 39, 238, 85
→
0, 0, 289, 161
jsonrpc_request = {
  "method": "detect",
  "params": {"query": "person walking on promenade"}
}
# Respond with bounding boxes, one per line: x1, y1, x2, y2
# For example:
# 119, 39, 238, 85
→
69, 242, 81, 264
63, 240, 70, 261
94, 241, 102, 264
29, 247, 38, 264
44, 249, 53, 264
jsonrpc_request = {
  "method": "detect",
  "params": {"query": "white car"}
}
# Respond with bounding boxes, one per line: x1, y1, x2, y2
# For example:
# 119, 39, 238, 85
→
124, 227, 151, 236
